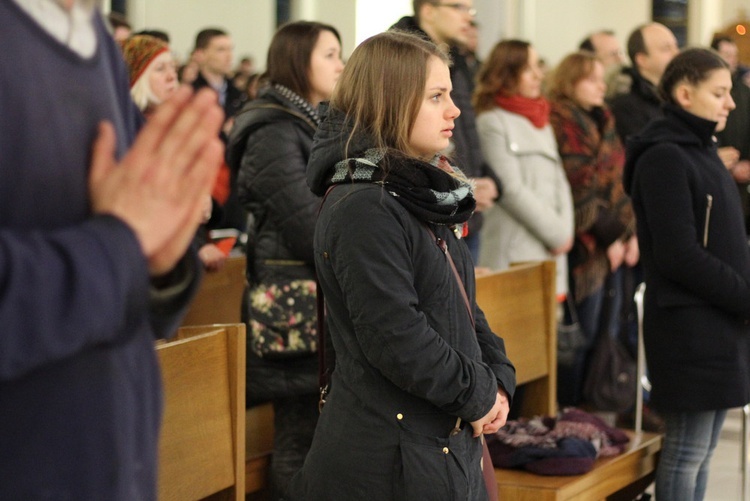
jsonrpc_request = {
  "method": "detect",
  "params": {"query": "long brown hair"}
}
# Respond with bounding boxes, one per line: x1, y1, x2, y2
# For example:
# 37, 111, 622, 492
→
473, 39, 530, 113
547, 51, 598, 102
330, 30, 450, 158
264, 21, 341, 103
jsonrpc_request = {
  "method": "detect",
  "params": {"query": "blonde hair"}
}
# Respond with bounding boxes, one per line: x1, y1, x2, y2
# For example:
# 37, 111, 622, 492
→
129, 62, 160, 112
330, 30, 450, 159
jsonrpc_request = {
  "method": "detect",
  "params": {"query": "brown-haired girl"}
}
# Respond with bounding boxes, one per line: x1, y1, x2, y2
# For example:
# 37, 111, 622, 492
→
287, 30, 515, 500
226, 20, 343, 500
624, 47, 748, 500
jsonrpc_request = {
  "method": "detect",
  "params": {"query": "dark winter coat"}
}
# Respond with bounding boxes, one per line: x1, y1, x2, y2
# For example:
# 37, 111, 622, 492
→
608, 67, 663, 143
623, 104, 750, 412
227, 86, 319, 403
287, 106, 516, 500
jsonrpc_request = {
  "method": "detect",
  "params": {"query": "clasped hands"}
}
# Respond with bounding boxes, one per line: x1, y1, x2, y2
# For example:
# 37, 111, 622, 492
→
470, 388, 510, 438
89, 86, 224, 277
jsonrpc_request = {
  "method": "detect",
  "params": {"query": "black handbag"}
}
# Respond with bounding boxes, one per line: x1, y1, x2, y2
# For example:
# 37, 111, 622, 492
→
582, 329, 636, 413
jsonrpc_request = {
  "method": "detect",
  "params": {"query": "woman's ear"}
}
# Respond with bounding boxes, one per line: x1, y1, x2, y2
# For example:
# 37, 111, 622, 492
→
673, 82, 692, 109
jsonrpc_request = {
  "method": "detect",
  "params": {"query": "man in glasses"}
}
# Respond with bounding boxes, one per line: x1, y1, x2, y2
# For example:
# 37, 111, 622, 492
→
392, 0, 502, 263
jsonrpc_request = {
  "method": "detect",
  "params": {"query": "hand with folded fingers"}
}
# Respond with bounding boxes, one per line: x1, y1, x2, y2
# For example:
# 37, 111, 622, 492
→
88, 86, 225, 276
470, 389, 510, 437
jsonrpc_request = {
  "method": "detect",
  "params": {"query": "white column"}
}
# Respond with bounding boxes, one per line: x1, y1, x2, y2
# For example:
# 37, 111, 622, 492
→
688, 0, 723, 47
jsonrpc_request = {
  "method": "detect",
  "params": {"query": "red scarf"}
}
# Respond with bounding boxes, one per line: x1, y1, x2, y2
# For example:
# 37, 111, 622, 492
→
494, 94, 551, 129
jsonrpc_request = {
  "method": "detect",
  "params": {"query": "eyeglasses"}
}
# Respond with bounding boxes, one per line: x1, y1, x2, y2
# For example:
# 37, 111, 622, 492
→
433, 2, 477, 16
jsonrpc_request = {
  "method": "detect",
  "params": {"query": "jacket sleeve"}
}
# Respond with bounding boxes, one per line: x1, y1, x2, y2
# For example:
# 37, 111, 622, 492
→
325, 193, 500, 423
473, 304, 516, 403
236, 120, 318, 265
478, 113, 572, 249
0, 215, 195, 380
633, 144, 750, 315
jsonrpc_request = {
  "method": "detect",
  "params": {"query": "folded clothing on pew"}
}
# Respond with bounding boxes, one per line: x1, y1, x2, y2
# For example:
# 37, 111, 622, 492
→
486, 407, 630, 475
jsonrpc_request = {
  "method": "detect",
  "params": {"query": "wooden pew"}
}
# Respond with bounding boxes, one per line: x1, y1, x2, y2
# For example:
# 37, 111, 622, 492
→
157, 324, 246, 501
180, 255, 246, 327
476, 261, 662, 501
178, 257, 274, 498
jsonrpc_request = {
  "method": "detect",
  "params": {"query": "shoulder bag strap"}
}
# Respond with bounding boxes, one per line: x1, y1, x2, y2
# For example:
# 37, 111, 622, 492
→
425, 224, 498, 501
317, 185, 338, 412
424, 224, 474, 329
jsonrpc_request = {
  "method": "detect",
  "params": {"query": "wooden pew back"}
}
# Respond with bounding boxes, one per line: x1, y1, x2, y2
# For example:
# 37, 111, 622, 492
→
476, 261, 557, 417
157, 324, 246, 500
175, 255, 274, 498
180, 256, 246, 327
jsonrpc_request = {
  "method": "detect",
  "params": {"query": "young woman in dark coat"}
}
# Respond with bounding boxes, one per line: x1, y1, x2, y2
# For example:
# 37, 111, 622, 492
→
286, 30, 516, 501
623, 48, 750, 500
226, 21, 343, 501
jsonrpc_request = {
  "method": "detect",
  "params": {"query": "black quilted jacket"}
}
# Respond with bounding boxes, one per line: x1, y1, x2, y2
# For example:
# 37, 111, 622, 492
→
227, 86, 320, 403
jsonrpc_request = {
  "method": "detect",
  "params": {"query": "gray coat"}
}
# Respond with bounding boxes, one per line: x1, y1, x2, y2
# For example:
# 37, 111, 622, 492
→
476, 108, 574, 294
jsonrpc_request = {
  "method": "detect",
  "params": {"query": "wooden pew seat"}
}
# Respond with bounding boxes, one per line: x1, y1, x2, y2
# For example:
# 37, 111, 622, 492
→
494, 430, 661, 501
476, 262, 662, 501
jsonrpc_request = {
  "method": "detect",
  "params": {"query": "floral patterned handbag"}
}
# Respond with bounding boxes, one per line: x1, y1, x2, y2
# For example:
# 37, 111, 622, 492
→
247, 279, 318, 359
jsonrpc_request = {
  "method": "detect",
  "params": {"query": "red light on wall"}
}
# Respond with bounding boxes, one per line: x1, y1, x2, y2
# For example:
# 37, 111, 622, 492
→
737, 25, 747, 36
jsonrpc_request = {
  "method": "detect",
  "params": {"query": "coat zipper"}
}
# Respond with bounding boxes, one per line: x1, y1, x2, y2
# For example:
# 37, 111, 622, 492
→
703, 194, 713, 248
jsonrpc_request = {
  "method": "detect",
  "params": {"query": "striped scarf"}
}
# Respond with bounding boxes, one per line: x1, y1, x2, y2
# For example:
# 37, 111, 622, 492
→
327, 148, 476, 228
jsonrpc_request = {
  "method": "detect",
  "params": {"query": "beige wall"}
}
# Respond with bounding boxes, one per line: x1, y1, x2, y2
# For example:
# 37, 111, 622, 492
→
490, 0, 651, 67
126, 0, 276, 66
123, 0, 749, 71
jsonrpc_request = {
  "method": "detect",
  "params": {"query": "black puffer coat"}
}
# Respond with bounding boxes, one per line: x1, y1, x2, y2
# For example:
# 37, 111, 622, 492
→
227, 86, 320, 403
287, 107, 516, 500
623, 104, 750, 412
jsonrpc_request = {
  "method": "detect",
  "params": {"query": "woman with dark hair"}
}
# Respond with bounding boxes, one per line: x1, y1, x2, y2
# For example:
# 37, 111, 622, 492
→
473, 40, 574, 298
547, 51, 636, 407
623, 48, 749, 500
287, 30, 515, 500
226, 20, 343, 500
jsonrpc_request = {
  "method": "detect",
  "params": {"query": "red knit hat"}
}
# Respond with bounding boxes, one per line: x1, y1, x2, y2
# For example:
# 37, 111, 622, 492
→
119, 35, 169, 88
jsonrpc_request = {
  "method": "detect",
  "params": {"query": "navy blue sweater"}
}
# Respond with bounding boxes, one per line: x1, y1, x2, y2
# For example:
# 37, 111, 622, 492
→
0, 2, 198, 498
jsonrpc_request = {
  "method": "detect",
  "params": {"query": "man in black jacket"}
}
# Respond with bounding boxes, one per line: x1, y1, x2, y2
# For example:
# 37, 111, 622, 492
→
392, 1, 501, 261
192, 28, 247, 128
608, 22, 679, 143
